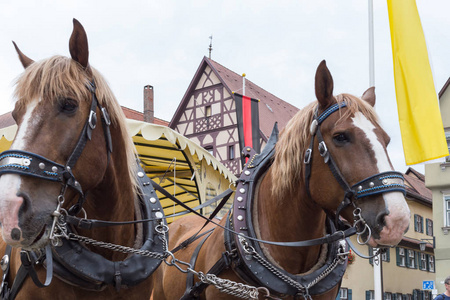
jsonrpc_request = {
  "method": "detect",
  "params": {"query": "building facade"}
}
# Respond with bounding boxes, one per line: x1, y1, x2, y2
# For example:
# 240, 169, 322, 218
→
425, 77, 450, 295
169, 57, 298, 175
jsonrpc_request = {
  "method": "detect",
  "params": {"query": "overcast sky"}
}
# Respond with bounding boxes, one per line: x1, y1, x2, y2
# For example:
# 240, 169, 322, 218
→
1, 1, 449, 173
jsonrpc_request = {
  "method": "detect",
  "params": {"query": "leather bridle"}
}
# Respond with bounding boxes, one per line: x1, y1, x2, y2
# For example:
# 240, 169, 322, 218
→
0, 80, 113, 217
304, 102, 406, 230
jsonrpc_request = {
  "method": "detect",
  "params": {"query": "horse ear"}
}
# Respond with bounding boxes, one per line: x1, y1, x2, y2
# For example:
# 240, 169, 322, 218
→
12, 41, 34, 69
315, 60, 335, 109
361, 87, 376, 107
69, 18, 89, 70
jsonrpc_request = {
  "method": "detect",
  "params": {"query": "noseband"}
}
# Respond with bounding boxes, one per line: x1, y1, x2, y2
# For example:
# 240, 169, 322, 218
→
0, 81, 113, 216
304, 102, 406, 230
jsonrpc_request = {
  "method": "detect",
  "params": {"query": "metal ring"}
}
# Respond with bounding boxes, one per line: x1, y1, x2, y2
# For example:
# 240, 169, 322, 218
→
353, 219, 367, 235
356, 224, 372, 245
57, 195, 65, 204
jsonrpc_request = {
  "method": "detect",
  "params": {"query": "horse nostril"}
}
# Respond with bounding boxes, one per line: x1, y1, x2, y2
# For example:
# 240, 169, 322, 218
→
11, 227, 21, 240
376, 213, 387, 229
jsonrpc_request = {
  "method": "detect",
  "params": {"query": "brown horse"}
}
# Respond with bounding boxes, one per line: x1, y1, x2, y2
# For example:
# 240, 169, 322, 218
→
0, 20, 166, 299
152, 61, 410, 299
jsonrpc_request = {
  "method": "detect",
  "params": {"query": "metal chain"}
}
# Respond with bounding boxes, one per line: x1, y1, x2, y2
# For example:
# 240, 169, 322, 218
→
58, 220, 272, 299
67, 222, 169, 261
189, 270, 260, 299
240, 237, 348, 300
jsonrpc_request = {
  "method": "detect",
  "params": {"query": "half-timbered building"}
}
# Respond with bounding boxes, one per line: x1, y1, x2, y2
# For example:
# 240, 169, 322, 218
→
169, 56, 299, 175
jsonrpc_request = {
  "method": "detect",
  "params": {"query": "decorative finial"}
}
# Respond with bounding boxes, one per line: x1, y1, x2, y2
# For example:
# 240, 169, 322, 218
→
208, 35, 213, 59
242, 73, 246, 77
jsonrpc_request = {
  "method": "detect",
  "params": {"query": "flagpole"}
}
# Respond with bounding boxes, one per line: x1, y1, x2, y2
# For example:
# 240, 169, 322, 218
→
368, 1, 383, 299
369, 0, 375, 87
242, 73, 246, 96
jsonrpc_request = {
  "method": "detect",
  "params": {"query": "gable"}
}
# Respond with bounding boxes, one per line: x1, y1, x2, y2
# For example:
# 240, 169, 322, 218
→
195, 65, 221, 90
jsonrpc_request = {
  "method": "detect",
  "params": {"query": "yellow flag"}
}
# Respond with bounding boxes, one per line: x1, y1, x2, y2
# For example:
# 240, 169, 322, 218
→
387, 0, 449, 165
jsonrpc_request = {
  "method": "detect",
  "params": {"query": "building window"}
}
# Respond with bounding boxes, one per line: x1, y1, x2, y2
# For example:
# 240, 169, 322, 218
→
445, 195, 450, 227
369, 247, 390, 264
407, 249, 416, 269
381, 249, 390, 262
420, 253, 427, 271
366, 290, 375, 300
384, 292, 392, 300
228, 145, 235, 160
205, 105, 211, 118
426, 218, 433, 236
414, 214, 423, 233
339, 288, 348, 300
396, 247, 406, 267
205, 146, 214, 156
428, 255, 435, 272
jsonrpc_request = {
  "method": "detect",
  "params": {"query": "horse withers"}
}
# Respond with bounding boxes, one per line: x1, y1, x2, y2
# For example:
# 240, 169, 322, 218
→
152, 61, 410, 299
0, 20, 165, 299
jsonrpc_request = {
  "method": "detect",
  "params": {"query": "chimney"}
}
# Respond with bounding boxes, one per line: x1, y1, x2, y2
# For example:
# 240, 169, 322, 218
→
143, 85, 154, 123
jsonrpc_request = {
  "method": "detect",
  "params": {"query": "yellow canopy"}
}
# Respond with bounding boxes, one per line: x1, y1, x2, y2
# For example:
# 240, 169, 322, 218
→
0, 120, 237, 223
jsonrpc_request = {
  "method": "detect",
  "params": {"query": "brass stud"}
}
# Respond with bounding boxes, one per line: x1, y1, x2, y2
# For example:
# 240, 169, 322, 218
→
52, 166, 58, 173
137, 172, 145, 178
150, 197, 157, 204
239, 188, 246, 194
39, 163, 45, 169
244, 170, 250, 176
237, 215, 244, 221
155, 212, 163, 219
237, 196, 243, 202
369, 182, 375, 188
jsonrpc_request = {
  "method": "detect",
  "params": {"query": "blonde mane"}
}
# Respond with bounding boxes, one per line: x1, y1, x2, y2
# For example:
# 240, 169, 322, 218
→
271, 93, 379, 198
14, 55, 138, 189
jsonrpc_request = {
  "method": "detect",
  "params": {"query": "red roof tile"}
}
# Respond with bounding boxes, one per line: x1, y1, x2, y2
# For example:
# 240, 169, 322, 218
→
403, 168, 432, 204
121, 106, 169, 126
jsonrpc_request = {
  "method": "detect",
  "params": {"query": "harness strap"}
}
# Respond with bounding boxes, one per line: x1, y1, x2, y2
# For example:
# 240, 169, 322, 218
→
65, 188, 234, 230
171, 190, 232, 254
153, 179, 357, 247
181, 231, 215, 300
19, 245, 53, 288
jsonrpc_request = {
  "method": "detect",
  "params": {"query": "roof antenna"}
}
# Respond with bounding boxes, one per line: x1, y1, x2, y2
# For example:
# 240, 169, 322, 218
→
208, 35, 213, 59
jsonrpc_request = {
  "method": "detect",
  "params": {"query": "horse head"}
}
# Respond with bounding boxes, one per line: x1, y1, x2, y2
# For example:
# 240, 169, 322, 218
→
308, 60, 410, 247
0, 19, 129, 250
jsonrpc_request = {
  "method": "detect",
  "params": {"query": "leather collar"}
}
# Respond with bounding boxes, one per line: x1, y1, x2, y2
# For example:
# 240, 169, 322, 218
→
225, 124, 348, 297
50, 163, 167, 291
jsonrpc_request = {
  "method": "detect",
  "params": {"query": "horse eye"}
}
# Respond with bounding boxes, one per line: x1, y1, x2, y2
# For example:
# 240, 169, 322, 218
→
333, 133, 350, 144
58, 98, 78, 114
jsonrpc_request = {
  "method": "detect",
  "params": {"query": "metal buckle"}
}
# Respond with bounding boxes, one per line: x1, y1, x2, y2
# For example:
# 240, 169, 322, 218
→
88, 110, 97, 130
304, 148, 312, 164
101, 107, 111, 126
318, 141, 328, 157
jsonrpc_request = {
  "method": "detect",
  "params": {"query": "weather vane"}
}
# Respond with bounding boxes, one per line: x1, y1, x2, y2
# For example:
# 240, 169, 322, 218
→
208, 35, 213, 59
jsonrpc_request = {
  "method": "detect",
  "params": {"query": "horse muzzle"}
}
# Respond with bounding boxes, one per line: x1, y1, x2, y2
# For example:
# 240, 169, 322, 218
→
0, 175, 53, 249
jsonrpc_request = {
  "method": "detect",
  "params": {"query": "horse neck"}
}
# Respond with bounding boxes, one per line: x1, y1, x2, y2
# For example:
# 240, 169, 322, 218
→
254, 169, 327, 274
81, 125, 138, 260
